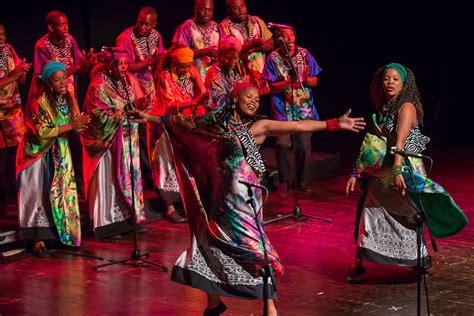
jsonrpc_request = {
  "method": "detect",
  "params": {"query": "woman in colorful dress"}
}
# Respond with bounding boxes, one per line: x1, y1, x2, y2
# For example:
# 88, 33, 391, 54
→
345, 63, 467, 282
81, 53, 146, 240
0, 23, 30, 206
133, 82, 365, 315
148, 46, 208, 223
16, 61, 90, 257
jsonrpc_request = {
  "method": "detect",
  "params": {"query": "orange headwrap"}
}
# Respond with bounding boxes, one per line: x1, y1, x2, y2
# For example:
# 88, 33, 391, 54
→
171, 47, 195, 64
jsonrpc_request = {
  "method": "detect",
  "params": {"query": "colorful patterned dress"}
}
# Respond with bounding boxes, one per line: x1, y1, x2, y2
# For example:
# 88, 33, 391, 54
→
154, 106, 283, 299
0, 44, 25, 148
148, 69, 207, 200
352, 113, 467, 266
81, 72, 145, 239
16, 92, 81, 246
219, 16, 272, 75
261, 47, 322, 122
172, 18, 220, 81
116, 27, 164, 112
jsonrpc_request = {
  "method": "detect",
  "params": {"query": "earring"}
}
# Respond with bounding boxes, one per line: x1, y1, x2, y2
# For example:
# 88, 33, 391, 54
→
231, 103, 236, 109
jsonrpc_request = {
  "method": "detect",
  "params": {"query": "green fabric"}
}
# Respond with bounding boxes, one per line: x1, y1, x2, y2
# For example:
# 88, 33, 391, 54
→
409, 192, 468, 238
385, 62, 407, 85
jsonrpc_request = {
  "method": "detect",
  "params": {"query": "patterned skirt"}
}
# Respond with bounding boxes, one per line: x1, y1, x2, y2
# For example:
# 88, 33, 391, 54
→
355, 179, 431, 267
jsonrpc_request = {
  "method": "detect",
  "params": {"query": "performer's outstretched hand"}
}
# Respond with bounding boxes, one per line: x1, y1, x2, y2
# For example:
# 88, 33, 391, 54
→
338, 109, 366, 132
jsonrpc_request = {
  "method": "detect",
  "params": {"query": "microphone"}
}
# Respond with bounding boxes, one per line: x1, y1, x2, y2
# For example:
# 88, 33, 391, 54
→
390, 147, 429, 159
267, 22, 293, 30
238, 180, 267, 191
238, 180, 267, 209
101, 46, 127, 53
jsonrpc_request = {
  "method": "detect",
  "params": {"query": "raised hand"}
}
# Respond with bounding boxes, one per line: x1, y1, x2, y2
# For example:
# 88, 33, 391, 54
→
11, 59, 32, 80
70, 112, 91, 131
338, 109, 366, 132
80, 48, 95, 67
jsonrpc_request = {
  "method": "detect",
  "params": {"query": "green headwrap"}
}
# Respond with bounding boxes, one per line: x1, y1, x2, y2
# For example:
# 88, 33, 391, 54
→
385, 62, 407, 85
41, 61, 66, 83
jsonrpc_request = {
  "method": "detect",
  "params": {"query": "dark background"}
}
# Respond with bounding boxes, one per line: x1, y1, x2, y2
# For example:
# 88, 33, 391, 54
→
2, 0, 473, 162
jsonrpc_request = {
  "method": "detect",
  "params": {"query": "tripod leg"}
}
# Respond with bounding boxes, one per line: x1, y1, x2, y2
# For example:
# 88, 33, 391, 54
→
304, 214, 333, 223
139, 258, 168, 271
93, 257, 131, 270
263, 213, 294, 225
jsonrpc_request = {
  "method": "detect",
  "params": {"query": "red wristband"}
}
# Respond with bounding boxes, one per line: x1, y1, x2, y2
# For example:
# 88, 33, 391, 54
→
326, 118, 341, 132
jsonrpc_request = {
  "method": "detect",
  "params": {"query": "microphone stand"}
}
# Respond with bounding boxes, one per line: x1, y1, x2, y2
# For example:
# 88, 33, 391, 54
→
241, 181, 277, 316
93, 51, 167, 272
401, 153, 437, 316
264, 28, 331, 225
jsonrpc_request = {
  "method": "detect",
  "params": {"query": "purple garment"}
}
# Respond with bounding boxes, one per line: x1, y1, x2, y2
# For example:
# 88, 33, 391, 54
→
261, 47, 322, 121
29, 33, 82, 102
32, 33, 82, 78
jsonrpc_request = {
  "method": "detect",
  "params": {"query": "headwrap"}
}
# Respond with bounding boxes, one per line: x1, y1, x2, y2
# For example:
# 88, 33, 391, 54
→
230, 82, 257, 100
385, 63, 408, 85
110, 50, 130, 62
41, 61, 66, 83
220, 36, 242, 54
171, 47, 194, 64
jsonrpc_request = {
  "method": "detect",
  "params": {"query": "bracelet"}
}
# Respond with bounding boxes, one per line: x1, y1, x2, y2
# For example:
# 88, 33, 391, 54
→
392, 165, 403, 176
350, 168, 360, 178
326, 118, 341, 132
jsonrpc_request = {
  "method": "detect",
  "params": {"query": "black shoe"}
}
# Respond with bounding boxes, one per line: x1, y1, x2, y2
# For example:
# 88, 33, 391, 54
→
165, 210, 187, 223
203, 301, 227, 316
346, 266, 367, 283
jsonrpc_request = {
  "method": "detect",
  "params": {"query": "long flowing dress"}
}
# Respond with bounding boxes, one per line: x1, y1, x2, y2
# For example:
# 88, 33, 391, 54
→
81, 72, 145, 239
148, 69, 206, 201
0, 44, 26, 199
16, 92, 81, 246
153, 106, 283, 299
0, 44, 25, 148
352, 113, 467, 267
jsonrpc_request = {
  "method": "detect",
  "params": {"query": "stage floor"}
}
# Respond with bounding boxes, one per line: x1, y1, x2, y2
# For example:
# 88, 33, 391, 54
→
1, 150, 473, 315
